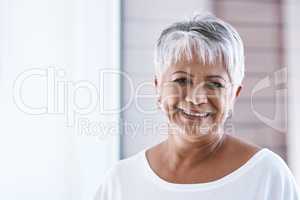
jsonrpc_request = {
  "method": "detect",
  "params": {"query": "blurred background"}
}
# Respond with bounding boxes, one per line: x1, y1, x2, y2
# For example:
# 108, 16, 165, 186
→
0, 0, 299, 199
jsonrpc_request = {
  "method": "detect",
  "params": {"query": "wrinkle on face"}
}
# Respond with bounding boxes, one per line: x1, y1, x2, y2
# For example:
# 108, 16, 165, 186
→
155, 56, 239, 138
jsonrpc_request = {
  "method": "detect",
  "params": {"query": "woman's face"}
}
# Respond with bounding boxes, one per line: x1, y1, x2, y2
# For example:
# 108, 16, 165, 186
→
155, 57, 241, 138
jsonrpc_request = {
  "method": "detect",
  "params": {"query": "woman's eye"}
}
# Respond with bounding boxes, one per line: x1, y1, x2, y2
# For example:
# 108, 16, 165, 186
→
205, 81, 224, 89
173, 78, 192, 85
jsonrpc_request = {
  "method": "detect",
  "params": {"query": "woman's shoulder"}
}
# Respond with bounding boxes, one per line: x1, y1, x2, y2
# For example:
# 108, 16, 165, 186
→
228, 137, 300, 198
94, 151, 146, 200
225, 134, 261, 153
223, 134, 263, 165
223, 134, 294, 176
226, 135, 293, 176
103, 150, 146, 179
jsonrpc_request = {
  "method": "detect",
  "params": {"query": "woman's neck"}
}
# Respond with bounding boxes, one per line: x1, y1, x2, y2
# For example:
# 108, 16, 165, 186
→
163, 129, 227, 171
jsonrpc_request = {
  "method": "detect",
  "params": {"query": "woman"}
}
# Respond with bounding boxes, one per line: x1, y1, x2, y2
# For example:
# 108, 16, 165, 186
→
95, 13, 300, 200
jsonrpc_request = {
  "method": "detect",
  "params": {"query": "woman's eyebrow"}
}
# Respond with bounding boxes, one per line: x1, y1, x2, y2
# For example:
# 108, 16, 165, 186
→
206, 75, 226, 81
171, 71, 194, 77
171, 72, 227, 81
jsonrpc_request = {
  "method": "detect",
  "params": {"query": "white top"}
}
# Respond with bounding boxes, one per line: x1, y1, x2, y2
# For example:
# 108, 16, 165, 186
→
94, 148, 300, 200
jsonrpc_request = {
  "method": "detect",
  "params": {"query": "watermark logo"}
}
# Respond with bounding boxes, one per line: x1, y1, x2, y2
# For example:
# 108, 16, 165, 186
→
250, 67, 287, 132
12, 66, 287, 138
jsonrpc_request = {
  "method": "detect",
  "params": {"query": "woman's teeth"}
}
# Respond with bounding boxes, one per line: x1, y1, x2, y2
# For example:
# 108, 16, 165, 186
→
179, 108, 210, 118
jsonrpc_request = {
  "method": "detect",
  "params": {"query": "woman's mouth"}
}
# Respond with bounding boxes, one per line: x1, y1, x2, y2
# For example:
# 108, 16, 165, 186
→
177, 108, 213, 121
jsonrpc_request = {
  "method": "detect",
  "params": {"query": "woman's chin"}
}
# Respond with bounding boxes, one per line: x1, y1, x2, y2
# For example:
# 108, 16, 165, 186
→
170, 122, 213, 137
168, 112, 221, 136
177, 130, 211, 142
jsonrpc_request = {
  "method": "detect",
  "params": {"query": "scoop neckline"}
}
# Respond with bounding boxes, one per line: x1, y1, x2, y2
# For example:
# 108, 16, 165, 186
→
140, 147, 269, 191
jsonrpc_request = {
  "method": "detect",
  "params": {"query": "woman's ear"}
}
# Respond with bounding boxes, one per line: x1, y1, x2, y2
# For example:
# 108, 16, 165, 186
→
154, 76, 160, 95
235, 85, 242, 98
154, 75, 161, 92
231, 85, 242, 108
154, 76, 158, 88
154, 76, 162, 105
229, 85, 242, 115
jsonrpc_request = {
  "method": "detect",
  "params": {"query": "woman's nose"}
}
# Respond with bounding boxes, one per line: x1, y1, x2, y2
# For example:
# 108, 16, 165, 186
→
185, 84, 208, 105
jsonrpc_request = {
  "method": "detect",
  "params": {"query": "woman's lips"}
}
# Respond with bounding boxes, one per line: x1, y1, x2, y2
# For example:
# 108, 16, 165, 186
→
177, 108, 213, 121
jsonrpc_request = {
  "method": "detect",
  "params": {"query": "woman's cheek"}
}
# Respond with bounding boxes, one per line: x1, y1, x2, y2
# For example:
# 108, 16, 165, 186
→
161, 87, 182, 121
210, 95, 226, 124
159, 97, 178, 123
168, 96, 180, 116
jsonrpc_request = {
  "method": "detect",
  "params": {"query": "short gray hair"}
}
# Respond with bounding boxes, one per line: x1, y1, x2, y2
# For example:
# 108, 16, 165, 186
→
154, 13, 245, 85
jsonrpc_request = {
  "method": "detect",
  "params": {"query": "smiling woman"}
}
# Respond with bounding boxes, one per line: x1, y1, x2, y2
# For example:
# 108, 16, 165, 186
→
94, 13, 300, 200
155, 57, 236, 139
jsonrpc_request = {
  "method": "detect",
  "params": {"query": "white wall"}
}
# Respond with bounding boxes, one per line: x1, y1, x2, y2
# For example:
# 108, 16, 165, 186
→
0, 0, 120, 199
285, 0, 300, 183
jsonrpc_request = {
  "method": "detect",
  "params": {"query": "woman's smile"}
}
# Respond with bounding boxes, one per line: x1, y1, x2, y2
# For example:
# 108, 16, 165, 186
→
156, 60, 231, 136
177, 107, 214, 122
